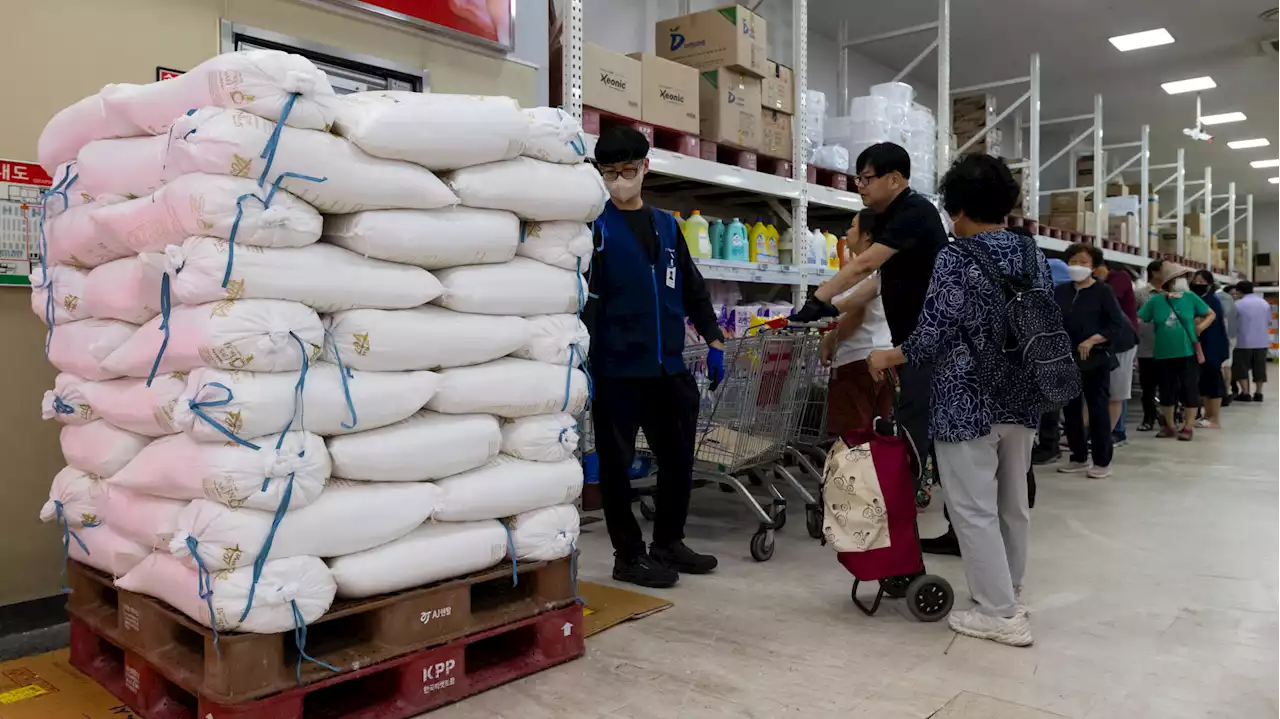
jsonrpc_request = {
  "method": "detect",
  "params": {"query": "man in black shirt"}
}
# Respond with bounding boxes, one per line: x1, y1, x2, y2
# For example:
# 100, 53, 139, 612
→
793, 143, 948, 485
584, 127, 725, 589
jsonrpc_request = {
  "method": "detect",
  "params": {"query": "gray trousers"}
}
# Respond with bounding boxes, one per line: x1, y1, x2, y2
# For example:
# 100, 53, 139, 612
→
934, 424, 1034, 619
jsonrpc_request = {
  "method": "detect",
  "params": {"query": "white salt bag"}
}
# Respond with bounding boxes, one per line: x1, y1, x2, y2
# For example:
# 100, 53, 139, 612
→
176, 366, 440, 441
521, 107, 588, 165
514, 315, 590, 366
38, 95, 135, 174
433, 457, 583, 521
94, 174, 323, 254
516, 221, 593, 271
323, 306, 531, 372
60, 421, 150, 477
429, 358, 588, 418
328, 520, 507, 599
43, 198, 131, 269
39, 466, 106, 528
98, 486, 188, 550
80, 254, 165, 324
500, 413, 579, 463
446, 157, 607, 222
433, 258, 585, 316
42, 373, 97, 426
165, 108, 458, 214
69, 525, 150, 578
332, 92, 527, 170
101, 299, 324, 378
172, 480, 441, 572
75, 136, 168, 200
110, 431, 329, 512
509, 505, 580, 561
30, 265, 90, 325
322, 207, 518, 270
100, 50, 338, 135
116, 553, 334, 634
167, 238, 443, 313
76, 374, 187, 437
47, 319, 137, 381
327, 411, 500, 482
43, 162, 97, 220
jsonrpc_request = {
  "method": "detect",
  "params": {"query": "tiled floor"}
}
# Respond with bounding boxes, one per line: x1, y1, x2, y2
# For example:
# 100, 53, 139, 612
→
428, 405, 1278, 718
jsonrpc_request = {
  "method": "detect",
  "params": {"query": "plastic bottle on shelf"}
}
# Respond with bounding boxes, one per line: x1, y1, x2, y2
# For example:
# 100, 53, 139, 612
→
765, 223, 780, 264
672, 211, 684, 230
778, 227, 793, 265
748, 219, 769, 263
809, 228, 825, 266
726, 218, 750, 262
709, 219, 726, 260
683, 210, 712, 259
825, 231, 840, 269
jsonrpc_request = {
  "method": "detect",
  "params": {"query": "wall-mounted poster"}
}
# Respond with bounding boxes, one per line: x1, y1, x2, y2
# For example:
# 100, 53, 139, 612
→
328, 0, 515, 51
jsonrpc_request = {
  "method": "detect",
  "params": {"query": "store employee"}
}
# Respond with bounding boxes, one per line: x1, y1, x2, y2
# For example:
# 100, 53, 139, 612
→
793, 142, 948, 480
584, 126, 725, 590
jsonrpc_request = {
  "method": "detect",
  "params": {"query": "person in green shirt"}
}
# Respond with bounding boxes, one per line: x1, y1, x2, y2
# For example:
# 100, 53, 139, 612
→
1136, 263, 1216, 441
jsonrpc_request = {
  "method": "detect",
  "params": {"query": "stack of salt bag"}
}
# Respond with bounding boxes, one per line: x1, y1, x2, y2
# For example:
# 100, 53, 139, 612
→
313, 98, 597, 599
32, 52, 457, 649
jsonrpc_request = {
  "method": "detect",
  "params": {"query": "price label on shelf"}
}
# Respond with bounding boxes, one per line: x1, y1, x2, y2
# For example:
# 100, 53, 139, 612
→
0, 159, 53, 287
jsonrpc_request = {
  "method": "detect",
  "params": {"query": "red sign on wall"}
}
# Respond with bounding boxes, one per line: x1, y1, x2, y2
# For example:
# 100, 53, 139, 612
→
0, 160, 52, 187
342, 0, 512, 49
156, 67, 184, 81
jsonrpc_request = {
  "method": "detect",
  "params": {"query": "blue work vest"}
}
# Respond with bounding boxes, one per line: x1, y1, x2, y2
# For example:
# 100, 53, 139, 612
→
590, 202, 689, 377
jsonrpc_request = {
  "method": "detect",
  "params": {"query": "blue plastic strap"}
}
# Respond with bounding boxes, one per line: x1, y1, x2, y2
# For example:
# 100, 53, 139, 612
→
145, 273, 174, 387
519, 222, 527, 244
593, 220, 605, 252
264, 171, 328, 207
569, 134, 587, 157
502, 523, 518, 587
291, 600, 339, 683
52, 396, 75, 415
239, 475, 294, 623
185, 536, 220, 651
54, 500, 90, 590
222, 193, 266, 289
43, 284, 56, 357
325, 333, 358, 430
188, 383, 261, 450
257, 92, 300, 187
261, 332, 312, 492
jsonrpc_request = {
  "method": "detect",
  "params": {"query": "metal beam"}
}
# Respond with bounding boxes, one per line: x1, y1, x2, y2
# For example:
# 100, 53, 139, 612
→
1140, 124, 1150, 256
1153, 171, 1178, 194
1041, 113, 1094, 126
844, 21, 938, 48
893, 39, 938, 83
1103, 141, 1142, 150
1104, 150, 1142, 184
955, 89, 1030, 156
1204, 166, 1212, 253
1093, 94, 1104, 242
1176, 148, 1185, 255
1227, 182, 1236, 273
1028, 52, 1041, 219
838, 20, 849, 114
1246, 194, 1254, 278
1040, 126, 1094, 172
936, 0, 951, 174
1149, 163, 1177, 170
950, 76, 1030, 95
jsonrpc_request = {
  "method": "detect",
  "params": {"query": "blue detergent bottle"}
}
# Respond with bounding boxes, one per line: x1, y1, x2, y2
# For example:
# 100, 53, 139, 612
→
709, 219, 726, 259
726, 218, 750, 262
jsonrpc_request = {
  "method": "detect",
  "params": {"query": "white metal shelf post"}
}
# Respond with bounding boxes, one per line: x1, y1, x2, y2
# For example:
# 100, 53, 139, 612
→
1092, 94, 1105, 242
793, 0, 810, 306
1028, 52, 1041, 220
937, 0, 951, 174
1140, 124, 1149, 257
1176, 148, 1185, 255
561, 0, 583, 121
1247, 194, 1254, 278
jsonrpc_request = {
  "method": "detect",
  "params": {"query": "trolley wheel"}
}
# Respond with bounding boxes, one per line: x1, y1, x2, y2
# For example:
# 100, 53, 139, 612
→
905, 574, 954, 622
638, 499, 655, 521
805, 505, 824, 539
771, 505, 787, 531
879, 575, 912, 599
750, 528, 775, 562
915, 488, 932, 509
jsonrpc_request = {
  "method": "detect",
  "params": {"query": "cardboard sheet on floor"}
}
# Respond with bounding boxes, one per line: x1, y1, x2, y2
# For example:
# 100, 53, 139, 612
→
578, 581, 672, 637
0, 649, 134, 719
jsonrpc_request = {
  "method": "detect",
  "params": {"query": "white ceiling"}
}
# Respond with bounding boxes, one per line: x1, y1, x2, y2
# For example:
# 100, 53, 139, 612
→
808, 0, 1280, 199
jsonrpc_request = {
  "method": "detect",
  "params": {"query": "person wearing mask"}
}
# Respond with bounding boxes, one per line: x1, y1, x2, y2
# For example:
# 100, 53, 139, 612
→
1216, 283, 1239, 405
1134, 261, 1162, 431
790, 142, 948, 490
868, 154, 1050, 647
584, 127, 725, 588
819, 208, 893, 435
1030, 257, 1072, 466
1232, 281, 1270, 403
1055, 245, 1134, 479
1190, 270, 1229, 428
1095, 261, 1139, 446
1137, 263, 1215, 441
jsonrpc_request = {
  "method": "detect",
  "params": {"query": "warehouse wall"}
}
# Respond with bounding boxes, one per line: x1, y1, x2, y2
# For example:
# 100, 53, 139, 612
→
1255, 202, 1279, 260
0, 0, 544, 608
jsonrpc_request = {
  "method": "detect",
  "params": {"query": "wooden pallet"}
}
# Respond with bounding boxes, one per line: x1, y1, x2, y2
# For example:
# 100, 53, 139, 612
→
69, 603, 584, 719
66, 557, 574, 704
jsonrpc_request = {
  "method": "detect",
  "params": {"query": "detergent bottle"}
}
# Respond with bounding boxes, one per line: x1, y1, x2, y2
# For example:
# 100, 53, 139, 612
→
709, 219, 726, 259
672, 211, 685, 230
765, 223, 780, 264
682, 210, 712, 258
824, 231, 840, 269
748, 219, 769, 263
809, 228, 825, 266
726, 218, 750, 262
778, 227, 793, 265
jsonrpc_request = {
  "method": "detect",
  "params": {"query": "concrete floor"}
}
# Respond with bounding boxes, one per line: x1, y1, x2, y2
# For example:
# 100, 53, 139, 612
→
431, 405, 1279, 718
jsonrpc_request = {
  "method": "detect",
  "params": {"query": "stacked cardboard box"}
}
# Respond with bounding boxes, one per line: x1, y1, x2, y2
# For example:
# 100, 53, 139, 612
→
1075, 156, 1093, 189
759, 60, 794, 160
581, 44, 643, 120
1215, 247, 1230, 271
1158, 231, 1179, 257
1045, 194, 1096, 234
1184, 212, 1207, 237
627, 53, 700, 134
953, 93, 1001, 156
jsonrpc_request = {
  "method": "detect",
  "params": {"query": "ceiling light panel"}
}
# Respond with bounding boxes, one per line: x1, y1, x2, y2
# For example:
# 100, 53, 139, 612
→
1199, 112, 1247, 125
1251, 159, 1280, 168
1227, 138, 1270, 149
1161, 76, 1216, 94
1270, 177, 1279, 185
1109, 28, 1175, 51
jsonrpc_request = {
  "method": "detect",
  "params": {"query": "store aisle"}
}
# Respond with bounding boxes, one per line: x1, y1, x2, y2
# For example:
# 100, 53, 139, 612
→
430, 407, 1278, 719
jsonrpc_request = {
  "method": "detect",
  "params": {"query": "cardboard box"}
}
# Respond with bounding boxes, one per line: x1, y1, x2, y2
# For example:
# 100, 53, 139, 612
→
953, 93, 996, 120
1051, 193, 1087, 213
762, 60, 794, 114
1108, 216, 1137, 246
1044, 210, 1096, 234
584, 43, 642, 120
761, 109, 792, 160
657, 5, 767, 77
699, 68, 762, 150
1184, 212, 1206, 236
0, 649, 129, 719
628, 52, 700, 134
1158, 232, 1179, 256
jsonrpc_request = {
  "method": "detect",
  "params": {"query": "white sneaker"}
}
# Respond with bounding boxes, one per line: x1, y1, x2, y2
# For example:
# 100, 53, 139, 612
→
948, 608, 1034, 647
1014, 585, 1029, 616
1086, 465, 1112, 479
1057, 461, 1092, 474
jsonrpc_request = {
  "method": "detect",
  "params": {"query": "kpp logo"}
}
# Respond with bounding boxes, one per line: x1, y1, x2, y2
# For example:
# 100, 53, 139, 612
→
670, 32, 686, 51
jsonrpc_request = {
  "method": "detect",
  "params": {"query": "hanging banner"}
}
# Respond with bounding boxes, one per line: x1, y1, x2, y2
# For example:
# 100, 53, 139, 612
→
0, 159, 53, 287
326, 0, 515, 51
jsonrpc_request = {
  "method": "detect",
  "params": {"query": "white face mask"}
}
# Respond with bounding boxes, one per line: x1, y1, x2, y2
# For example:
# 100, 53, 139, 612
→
606, 173, 644, 204
1067, 265, 1093, 283
1172, 277, 1190, 293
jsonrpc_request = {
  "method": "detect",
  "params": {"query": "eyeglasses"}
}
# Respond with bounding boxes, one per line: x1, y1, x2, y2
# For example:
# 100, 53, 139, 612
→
853, 172, 882, 188
600, 166, 641, 181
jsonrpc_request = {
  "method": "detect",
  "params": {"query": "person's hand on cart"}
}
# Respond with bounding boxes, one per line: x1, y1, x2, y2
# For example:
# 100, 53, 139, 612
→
707, 340, 725, 391
820, 331, 839, 367
867, 346, 906, 381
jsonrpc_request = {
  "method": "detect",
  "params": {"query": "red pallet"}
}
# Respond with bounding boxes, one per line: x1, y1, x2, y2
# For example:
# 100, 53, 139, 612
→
582, 107, 700, 158
70, 603, 584, 719
804, 165, 850, 191
700, 141, 758, 171
757, 155, 793, 178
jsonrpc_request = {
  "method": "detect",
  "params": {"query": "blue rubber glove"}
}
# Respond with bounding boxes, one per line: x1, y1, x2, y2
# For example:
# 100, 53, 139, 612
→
707, 344, 725, 391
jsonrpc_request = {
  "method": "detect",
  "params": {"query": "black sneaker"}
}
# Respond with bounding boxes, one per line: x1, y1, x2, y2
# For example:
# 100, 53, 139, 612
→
1031, 447, 1061, 466
1236, 393, 1254, 402
650, 541, 718, 574
1253, 392, 1263, 403
613, 554, 679, 589
920, 528, 962, 557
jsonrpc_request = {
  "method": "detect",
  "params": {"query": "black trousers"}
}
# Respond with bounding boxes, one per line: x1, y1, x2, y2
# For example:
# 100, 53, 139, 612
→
896, 362, 934, 489
1035, 410, 1060, 451
1064, 364, 1112, 468
1137, 357, 1159, 424
592, 373, 700, 558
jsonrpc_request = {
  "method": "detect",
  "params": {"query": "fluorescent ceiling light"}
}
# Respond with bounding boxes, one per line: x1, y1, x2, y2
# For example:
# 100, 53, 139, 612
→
1200, 112, 1247, 125
1227, 138, 1271, 149
1270, 177, 1279, 185
1161, 76, 1216, 94
1251, 159, 1280, 168
1109, 28, 1175, 51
